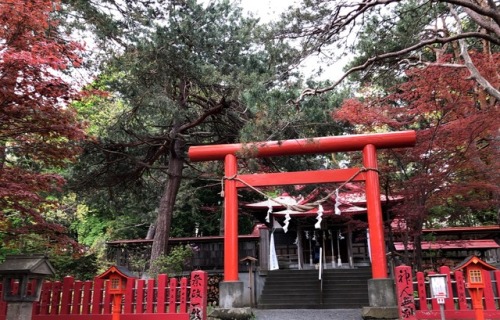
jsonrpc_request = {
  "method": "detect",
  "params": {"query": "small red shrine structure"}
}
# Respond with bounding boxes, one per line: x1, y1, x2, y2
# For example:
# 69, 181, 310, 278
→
97, 266, 137, 320
454, 256, 498, 320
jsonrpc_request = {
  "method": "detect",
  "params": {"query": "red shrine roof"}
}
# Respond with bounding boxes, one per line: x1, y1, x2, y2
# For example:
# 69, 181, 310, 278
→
243, 185, 402, 217
394, 239, 500, 251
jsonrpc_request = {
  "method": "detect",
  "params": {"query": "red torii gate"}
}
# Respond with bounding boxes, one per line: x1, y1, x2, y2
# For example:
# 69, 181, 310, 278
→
188, 131, 416, 306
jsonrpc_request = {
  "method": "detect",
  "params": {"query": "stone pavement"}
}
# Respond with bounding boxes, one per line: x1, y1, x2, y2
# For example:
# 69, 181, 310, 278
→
252, 308, 364, 320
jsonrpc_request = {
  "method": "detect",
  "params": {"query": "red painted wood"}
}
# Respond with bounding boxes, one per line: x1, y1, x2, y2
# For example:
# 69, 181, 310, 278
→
34, 314, 189, 320
405, 267, 500, 320
495, 271, 500, 308
0, 286, 6, 319
50, 281, 62, 315
454, 271, 468, 310
38, 282, 52, 315
169, 278, 178, 314
235, 168, 366, 188
11, 280, 18, 296
416, 272, 428, 311
416, 309, 500, 319
438, 266, 454, 310
190, 271, 208, 320
124, 277, 135, 314
157, 274, 168, 313
395, 266, 417, 320
60, 277, 74, 314
482, 270, 495, 310
0, 305, 5, 320
146, 279, 155, 313
92, 278, 104, 314
81, 281, 92, 314
3, 271, 202, 320
188, 131, 417, 161
103, 281, 112, 314
363, 144, 388, 278
224, 153, 239, 282
72, 281, 83, 315
136, 279, 145, 313
180, 277, 188, 314
0, 284, 7, 320
27, 279, 36, 296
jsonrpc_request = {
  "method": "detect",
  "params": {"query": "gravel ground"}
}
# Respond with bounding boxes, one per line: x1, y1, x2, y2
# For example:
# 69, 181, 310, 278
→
252, 308, 364, 320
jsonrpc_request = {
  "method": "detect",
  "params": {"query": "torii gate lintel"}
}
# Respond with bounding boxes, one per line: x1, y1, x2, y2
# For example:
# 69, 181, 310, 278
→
188, 131, 416, 283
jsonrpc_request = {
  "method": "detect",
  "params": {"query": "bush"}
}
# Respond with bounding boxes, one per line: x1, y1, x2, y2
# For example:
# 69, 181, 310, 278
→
150, 244, 193, 277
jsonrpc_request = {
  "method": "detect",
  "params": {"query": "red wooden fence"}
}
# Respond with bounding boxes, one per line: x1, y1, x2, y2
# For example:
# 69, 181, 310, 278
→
0, 270, 207, 320
396, 265, 500, 320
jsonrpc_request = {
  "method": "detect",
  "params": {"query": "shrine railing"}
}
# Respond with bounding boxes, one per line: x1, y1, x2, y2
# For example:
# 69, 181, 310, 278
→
0, 270, 208, 320
396, 265, 500, 320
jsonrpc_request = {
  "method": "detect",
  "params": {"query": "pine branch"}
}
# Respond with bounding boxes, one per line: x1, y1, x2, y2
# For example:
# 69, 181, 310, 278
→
292, 32, 498, 105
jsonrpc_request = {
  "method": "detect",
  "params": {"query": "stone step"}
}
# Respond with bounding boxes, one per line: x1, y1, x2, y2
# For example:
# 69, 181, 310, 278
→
258, 268, 372, 309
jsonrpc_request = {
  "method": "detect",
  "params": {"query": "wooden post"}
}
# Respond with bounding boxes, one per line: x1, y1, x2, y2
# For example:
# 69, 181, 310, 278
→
395, 265, 417, 320
224, 154, 239, 282
363, 144, 388, 278
190, 271, 208, 320
112, 294, 122, 320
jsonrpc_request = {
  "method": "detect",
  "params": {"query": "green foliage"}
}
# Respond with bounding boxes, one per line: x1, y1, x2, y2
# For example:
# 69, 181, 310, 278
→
49, 253, 99, 280
346, 1, 440, 88
150, 245, 194, 277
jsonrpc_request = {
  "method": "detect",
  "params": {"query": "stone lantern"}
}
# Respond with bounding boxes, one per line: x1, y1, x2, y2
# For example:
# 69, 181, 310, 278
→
0, 254, 55, 320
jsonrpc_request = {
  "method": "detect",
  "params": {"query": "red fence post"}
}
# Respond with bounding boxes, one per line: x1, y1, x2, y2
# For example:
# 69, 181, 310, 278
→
454, 271, 468, 310
37, 282, 52, 315
180, 277, 188, 314
71, 281, 83, 315
136, 279, 145, 314
157, 274, 168, 313
190, 270, 208, 320
124, 277, 135, 314
146, 278, 155, 313
395, 265, 417, 320
92, 278, 104, 314
416, 272, 427, 311
60, 276, 74, 314
81, 281, 92, 314
482, 270, 495, 310
50, 281, 62, 315
169, 278, 178, 314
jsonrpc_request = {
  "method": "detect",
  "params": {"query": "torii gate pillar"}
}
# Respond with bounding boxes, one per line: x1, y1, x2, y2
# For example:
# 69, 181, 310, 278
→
189, 131, 416, 309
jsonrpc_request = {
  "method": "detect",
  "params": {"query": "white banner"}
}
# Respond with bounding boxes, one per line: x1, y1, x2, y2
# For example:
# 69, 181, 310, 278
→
367, 229, 372, 262
269, 230, 279, 270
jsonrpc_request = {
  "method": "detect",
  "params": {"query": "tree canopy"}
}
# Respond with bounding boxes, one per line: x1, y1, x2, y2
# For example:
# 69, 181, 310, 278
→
272, 0, 499, 103
63, 0, 309, 270
1, 0, 497, 274
0, 0, 86, 253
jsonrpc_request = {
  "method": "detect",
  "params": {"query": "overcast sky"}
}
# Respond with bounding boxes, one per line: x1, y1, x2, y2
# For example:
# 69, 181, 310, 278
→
237, 0, 347, 81
238, 0, 298, 23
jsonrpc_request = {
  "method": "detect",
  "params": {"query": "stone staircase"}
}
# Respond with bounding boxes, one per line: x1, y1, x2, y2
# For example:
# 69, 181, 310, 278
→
258, 268, 371, 309
321, 268, 371, 308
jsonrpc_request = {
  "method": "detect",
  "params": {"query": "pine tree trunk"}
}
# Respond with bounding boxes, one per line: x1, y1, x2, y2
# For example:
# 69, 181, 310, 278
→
149, 139, 184, 274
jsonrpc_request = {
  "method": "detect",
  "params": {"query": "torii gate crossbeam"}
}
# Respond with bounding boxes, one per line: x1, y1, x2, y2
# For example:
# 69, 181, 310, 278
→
188, 131, 416, 284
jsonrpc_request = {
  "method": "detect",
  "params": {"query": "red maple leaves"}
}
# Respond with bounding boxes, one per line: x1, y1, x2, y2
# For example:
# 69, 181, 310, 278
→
334, 52, 499, 227
1, 0, 86, 251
